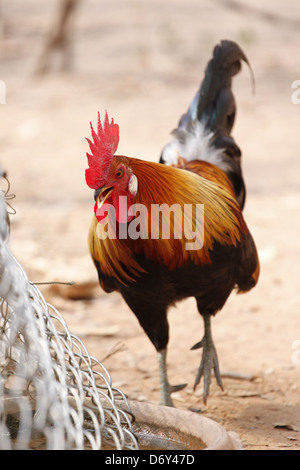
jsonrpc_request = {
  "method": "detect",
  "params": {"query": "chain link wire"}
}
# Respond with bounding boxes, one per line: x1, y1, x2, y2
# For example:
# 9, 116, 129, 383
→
0, 188, 139, 450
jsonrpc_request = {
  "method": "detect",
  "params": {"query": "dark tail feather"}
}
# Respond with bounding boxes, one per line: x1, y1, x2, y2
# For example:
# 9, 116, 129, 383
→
179, 40, 254, 132
161, 40, 254, 210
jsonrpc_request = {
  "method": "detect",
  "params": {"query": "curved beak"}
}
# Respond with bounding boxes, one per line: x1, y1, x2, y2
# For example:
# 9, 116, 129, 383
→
94, 187, 102, 201
94, 186, 113, 209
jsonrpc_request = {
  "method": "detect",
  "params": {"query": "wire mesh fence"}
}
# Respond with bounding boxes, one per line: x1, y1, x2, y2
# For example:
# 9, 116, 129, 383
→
0, 179, 139, 450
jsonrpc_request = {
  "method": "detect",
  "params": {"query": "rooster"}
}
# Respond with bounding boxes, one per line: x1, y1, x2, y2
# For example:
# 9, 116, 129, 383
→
85, 40, 259, 407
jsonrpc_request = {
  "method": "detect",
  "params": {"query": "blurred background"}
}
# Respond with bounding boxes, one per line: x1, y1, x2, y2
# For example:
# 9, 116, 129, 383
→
1, 0, 300, 449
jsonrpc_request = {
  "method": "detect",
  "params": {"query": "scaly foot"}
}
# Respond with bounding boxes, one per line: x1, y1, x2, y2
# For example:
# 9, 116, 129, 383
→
158, 349, 187, 407
191, 314, 223, 404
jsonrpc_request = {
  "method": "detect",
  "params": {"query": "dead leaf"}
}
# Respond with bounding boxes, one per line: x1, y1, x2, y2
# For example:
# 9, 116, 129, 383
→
274, 423, 299, 432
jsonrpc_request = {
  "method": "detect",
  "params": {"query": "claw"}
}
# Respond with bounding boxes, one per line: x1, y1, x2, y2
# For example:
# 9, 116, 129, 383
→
170, 383, 188, 394
191, 340, 204, 350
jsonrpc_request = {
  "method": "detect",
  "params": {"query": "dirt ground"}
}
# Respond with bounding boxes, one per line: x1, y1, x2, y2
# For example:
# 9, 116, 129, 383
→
1, 0, 300, 450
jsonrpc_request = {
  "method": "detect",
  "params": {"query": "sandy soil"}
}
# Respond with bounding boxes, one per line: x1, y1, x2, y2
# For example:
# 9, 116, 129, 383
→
1, 0, 300, 450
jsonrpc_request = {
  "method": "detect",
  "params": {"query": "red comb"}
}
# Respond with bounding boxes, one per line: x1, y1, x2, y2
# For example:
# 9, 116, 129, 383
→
85, 111, 119, 189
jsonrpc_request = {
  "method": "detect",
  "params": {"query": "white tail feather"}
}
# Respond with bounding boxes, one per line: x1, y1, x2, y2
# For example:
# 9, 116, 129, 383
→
161, 121, 230, 173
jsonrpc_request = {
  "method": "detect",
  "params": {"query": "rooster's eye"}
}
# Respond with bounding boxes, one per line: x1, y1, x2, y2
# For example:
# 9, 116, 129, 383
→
115, 168, 124, 179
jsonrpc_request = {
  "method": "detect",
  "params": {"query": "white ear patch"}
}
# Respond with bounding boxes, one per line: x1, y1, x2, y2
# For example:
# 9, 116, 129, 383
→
128, 173, 138, 197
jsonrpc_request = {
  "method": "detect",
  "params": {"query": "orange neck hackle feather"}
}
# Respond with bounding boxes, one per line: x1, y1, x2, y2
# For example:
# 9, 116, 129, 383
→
89, 157, 247, 285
